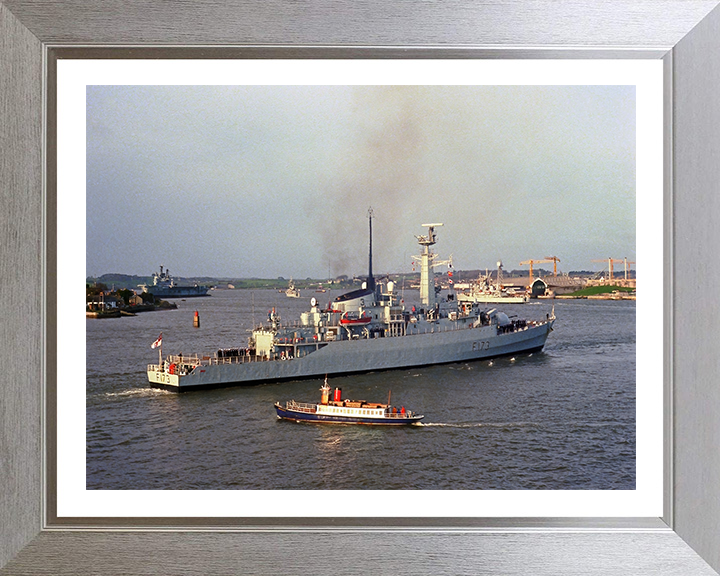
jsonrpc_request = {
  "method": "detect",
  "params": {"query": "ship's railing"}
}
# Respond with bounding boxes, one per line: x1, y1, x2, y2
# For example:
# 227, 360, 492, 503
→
160, 353, 277, 368
205, 354, 273, 365
402, 317, 548, 337
163, 354, 204, 365
384, 411, 418, 419
496, 319, 539, 335
147, 354, 276, 375
147, 357, 198, 376
284, 401, 317, 413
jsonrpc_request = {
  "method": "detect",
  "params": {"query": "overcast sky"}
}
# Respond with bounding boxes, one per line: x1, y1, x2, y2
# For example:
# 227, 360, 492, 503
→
86, 85, 635, 279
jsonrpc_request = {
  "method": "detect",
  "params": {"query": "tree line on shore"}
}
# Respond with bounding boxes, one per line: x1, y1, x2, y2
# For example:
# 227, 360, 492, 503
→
87, 267, 635, 293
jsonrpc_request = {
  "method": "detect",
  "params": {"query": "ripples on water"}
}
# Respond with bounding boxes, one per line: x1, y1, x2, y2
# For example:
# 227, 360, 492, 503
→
86, 291, 635, 490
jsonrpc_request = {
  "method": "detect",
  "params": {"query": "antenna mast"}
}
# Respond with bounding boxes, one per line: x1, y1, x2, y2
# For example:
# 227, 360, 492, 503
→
367, 207, 375, 290
414, 223, 444, 307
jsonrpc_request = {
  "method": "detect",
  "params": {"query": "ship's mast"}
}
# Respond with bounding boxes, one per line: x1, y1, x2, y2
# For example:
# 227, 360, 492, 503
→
415, 223, 443, 307
320, 375, 331, 405
367, 207, 375, 291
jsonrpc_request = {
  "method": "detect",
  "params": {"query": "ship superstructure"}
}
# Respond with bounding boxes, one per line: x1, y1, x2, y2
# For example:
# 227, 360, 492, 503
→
457, 261, 529, 304
285, 278, 300, 298
414, 223, 453, 308
147, 215, 555, 391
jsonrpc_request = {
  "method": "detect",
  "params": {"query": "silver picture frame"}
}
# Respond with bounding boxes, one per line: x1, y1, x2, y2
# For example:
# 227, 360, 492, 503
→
2, 1, 720, 574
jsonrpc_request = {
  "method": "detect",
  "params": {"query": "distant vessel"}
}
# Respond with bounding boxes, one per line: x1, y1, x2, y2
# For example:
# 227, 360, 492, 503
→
275, 377, 423, 425
457, 261, 528, 304
147, 214, 555, 391
285, 278, 300, 298
139, 266, 209, 299
86, 309, 121, 319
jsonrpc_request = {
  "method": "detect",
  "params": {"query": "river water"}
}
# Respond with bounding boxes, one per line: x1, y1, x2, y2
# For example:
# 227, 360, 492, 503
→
86, 289, 635, 490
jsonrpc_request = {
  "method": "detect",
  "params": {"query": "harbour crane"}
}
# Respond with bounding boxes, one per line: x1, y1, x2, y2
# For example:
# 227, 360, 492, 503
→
592, 258, 624, 282
622, 257, 636, 280
519, 258, 553, 281
544, 256, 561, 277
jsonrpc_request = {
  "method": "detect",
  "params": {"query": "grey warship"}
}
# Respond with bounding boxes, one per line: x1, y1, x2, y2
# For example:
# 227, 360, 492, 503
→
139, 265, 210, 299
147, 215, 555, 391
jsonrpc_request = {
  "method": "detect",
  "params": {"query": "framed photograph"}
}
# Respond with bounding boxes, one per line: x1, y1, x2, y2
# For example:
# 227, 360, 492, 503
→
64, 59, 662, 517
2, 1, 720, 574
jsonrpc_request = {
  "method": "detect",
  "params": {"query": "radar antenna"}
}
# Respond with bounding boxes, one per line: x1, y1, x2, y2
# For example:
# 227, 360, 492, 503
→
415, 223, 443, 247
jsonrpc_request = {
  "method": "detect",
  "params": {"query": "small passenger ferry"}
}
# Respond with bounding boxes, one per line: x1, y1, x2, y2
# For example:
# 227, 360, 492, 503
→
274, 377, 423, 425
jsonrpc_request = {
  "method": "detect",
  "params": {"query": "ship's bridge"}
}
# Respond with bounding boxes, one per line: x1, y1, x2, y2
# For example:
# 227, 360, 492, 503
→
331, 287, 376, 313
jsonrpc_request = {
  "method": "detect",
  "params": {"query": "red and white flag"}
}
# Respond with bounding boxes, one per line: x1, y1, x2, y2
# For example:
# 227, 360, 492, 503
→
151, 333, 163, 349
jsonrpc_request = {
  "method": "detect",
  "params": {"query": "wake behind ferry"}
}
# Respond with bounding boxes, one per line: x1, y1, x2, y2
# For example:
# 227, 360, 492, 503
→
275, 377, 423, 425
147, 215, 556, 391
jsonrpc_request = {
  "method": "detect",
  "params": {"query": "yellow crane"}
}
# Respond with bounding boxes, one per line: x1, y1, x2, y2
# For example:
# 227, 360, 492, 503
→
544, 256, 561, 277
592, 258, 624, 282
622, 257, 636, 280
519, 258, 554, 281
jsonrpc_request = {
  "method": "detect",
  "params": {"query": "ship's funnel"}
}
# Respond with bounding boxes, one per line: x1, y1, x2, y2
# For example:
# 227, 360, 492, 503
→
320, 377, 330, 405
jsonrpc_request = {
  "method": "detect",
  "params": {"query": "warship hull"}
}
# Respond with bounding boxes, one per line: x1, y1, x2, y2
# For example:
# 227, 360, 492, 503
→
146, 286, 210, 298
147, 320, 553, 391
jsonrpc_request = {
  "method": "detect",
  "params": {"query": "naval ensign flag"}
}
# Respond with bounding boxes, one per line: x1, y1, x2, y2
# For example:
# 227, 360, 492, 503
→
151, 333, 163, 364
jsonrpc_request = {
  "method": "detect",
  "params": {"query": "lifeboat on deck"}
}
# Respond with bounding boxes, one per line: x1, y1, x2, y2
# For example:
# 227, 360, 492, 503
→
339, 310, 372, 325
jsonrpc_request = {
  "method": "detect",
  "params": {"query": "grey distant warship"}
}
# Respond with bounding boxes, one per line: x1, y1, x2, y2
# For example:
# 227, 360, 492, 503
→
147, 215, 555, 391
139, 265, 210, 299
457, 261, 529, 304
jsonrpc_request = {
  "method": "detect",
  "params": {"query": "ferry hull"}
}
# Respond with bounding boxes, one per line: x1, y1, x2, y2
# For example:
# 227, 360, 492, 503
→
147, 320, 554, 392
275, 404, 423, 425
